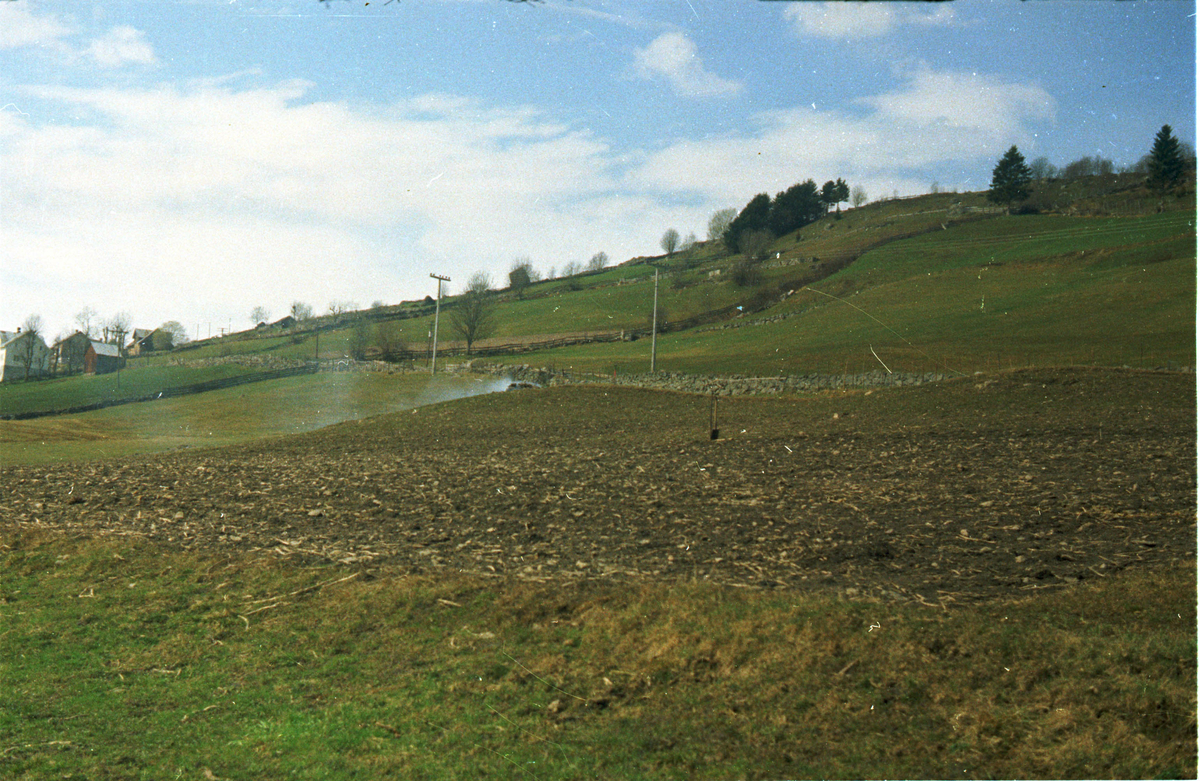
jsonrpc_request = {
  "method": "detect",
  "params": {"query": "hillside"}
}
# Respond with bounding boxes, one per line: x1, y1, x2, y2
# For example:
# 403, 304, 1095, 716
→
137, 187, 1196, 378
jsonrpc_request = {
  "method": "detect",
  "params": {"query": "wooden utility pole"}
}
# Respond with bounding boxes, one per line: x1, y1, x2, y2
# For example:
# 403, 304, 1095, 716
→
430, 273, 450, 374
650, 268, 659, 372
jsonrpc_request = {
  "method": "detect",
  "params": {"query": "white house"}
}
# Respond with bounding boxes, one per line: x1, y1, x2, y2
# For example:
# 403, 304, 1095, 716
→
0, 329, 51, 382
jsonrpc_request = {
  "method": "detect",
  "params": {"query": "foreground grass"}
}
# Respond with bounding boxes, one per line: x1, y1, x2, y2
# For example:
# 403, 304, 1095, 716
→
1, 530, 1193, 780
0, 372, 508, 466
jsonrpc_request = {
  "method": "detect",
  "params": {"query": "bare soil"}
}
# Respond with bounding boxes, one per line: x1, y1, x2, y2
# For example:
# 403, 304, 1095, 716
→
3, 368, 1194, 606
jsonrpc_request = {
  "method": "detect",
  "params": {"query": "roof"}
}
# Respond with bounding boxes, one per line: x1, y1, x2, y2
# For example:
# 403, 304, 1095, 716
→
132, 328, 154, 341
90, 341, 122, 358
0, 330, 43, 349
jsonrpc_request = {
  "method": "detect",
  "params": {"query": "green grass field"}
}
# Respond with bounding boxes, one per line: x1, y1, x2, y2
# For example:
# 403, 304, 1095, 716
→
2, 530, 1193, 780
508, 211, 1196, 376
0, 364, 275, 419
0, 372, 508, 466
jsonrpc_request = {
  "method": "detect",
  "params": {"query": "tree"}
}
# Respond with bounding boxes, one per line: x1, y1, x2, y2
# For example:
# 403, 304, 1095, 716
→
250, 306, 270, 325
587, 252, 608, 272
375, 321, 404, 361
449, 272, 496, 355
680, 232, 697, 253
561, 260, 582, 277
987, 145, 1033, 211
767, 180, 823, 236
723, 192, 771, 251
707, 207, 737, 242
349, 318, 370, 360
17, 315, 44, 380
105, 311, 132, 353
508, 257, 536, 299
290, 301, 314, 322
1029, 156, 1056, 180
851, 185, 868, 208
738, 229, 774, 262
660, 228, 680, 257
820, 180, 838, 212
1147, 124, 1185, 193
730, 258, 761, 287
75, 306, 98, 338
1060, 155, 1114, 179
160, 321, 188, 348
834, 178, 850, 213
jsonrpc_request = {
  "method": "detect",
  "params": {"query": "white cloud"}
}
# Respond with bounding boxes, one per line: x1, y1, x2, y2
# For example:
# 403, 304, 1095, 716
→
86, 26, 158, 68
1, 66, 1052, 338
0, 80, 687, 335
628, 68, 1054, 200
783, 3, 957, 40
0, 3, 73, 50
633, 32, 742, 98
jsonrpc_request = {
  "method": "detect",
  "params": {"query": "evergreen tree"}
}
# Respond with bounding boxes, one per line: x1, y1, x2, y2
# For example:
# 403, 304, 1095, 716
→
834, 178, 850, 213
987, 145, 1033, 211
767, 180, 822, 236
820, 180, 838, 213
722, 192, 772, 251
1147, 124, 1185, 193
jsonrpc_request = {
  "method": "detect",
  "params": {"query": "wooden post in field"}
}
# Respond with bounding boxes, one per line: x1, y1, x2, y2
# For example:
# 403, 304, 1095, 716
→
430, 273, 450, 374
650, 268, 659, 373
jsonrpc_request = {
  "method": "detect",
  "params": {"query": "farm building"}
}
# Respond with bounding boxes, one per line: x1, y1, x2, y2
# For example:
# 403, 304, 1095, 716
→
127, 327, 174, 356
0, 329, 51, 382
84, 341, 125, 375
55, 332, 92, 375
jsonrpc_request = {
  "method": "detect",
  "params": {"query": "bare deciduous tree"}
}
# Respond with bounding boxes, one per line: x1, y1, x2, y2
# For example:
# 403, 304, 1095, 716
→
290, 301, 314, 321
707, 207, 737, 242
251, 306, 270, 325
75, 306, 98, 338
851, 186, 868, 208
450, 272, 496, 355
160, 321, 188, 348
660, 228, 680, 257
18, 314, 44, 379
375, 321, 404, 361
508, 257, 538, 299
738, 229, 774, 262
587, 252, 608, 272
105, 312, 132, 353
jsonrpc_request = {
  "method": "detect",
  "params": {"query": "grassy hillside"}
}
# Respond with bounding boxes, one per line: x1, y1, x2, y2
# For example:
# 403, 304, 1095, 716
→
0, 372, 508, 466
507, 210, 1196, 376
118, 194, 1194, 380
0, 364, 272, 418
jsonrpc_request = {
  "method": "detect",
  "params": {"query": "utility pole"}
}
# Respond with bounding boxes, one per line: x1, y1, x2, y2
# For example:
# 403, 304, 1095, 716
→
650, 268, 659, 372
429, 273, 450, 374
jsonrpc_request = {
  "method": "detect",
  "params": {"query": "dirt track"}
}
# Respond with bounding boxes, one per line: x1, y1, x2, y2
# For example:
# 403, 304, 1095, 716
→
2, 368, 1195, 606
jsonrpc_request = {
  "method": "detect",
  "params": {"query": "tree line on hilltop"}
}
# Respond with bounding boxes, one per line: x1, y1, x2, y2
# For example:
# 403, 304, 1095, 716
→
988, 124, 1194, 212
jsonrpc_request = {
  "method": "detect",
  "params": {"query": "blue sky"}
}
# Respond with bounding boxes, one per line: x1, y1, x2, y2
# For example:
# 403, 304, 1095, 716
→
1, 0, 1194, 342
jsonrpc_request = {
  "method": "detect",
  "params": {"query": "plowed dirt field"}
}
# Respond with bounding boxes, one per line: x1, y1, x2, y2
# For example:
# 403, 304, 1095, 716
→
3, 368, 1194, 606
